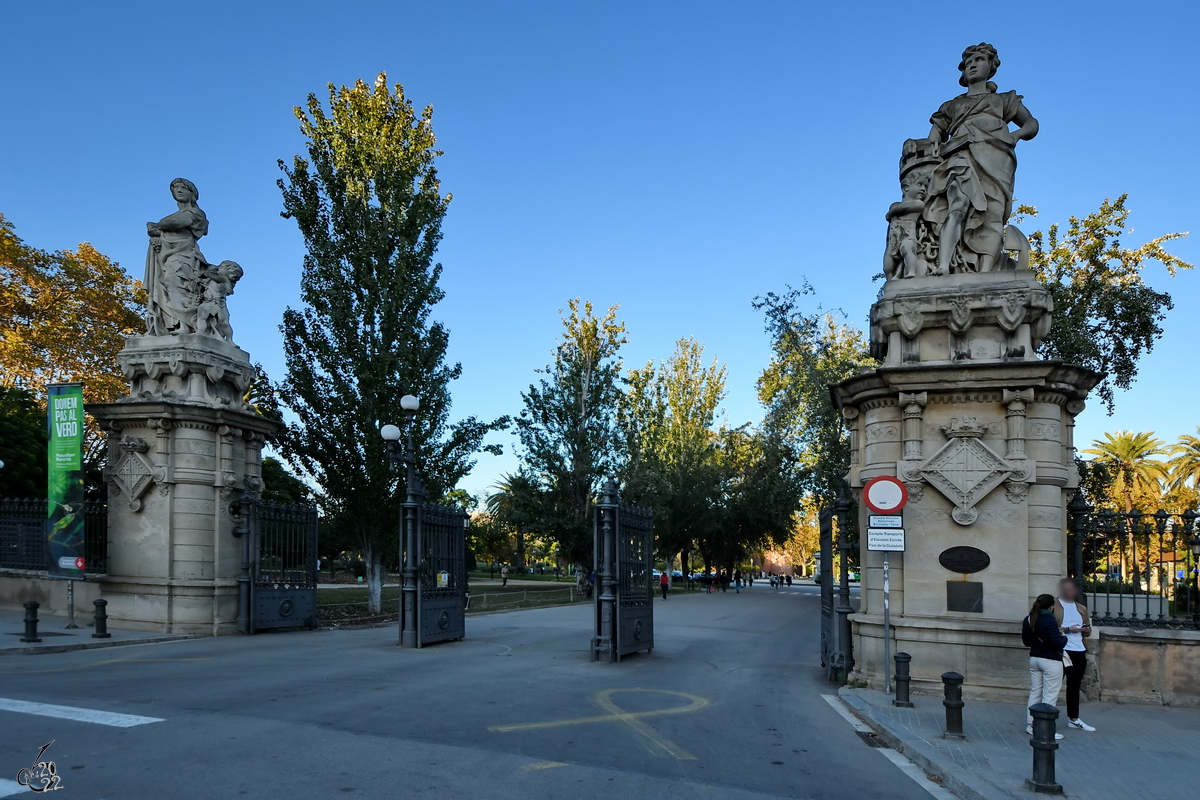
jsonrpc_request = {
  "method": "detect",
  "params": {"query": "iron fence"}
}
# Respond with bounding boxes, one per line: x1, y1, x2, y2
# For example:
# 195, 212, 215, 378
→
0, 497, 108, 574
1068, 500, 1200, 630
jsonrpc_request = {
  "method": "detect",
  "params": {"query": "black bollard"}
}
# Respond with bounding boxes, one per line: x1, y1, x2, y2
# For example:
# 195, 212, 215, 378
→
1026, 703, 1063, 794
92, 598, 111, 639
21, 601, 41, 643
893, 652, 914, 708
941, 671, 965, 740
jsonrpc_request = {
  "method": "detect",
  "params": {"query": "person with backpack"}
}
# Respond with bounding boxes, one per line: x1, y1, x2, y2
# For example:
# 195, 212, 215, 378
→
1055, 578, 1095, 732
1022, 593, 1067, 738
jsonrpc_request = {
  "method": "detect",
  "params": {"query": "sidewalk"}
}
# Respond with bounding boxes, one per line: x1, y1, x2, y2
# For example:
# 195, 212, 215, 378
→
839, 686, 1200, 799
0, 608, 193, 656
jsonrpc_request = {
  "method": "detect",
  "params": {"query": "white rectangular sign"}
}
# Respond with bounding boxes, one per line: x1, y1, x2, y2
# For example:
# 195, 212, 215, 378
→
867, 527, 905, 552
868, 515, 903, 529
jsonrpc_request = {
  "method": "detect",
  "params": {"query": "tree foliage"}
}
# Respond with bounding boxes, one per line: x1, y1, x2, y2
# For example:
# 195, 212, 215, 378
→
755, 283, 875, 505
1021, 196, 1192, 412
260, 456, 313, 505
0, 386, 46, 497
1, 213, 144, 473
513, 300, 627, 565
271, 74, 505, 611
1081, 431, 1170, 513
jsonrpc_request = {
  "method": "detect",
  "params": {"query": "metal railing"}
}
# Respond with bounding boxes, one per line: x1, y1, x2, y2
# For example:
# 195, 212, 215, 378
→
0, 497, 108, 574
1068, 498, 1200, 630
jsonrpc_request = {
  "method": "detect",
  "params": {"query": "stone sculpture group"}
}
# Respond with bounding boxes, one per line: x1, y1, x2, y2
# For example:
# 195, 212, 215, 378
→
882, 42, 1038, 281
144, 178, 242, 341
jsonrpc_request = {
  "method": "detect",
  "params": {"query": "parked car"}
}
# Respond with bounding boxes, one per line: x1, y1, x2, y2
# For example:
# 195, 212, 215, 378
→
670, 570, 683, 579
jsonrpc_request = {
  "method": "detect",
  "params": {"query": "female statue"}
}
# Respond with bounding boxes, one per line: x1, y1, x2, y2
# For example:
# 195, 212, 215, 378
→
923, 43, 1038, 274
145, 178, 209, 335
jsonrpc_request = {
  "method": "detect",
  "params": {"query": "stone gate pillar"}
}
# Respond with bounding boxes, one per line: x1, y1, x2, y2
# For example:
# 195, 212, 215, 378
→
87, 178, 278, 636
830, 46, 1102, 699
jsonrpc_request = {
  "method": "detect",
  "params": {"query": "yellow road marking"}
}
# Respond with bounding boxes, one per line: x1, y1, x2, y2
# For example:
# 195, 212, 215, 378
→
521, 761, 568, 771
490, 688, 709, 760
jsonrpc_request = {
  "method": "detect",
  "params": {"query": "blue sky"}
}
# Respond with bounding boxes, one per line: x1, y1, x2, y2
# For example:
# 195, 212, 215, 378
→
3, 1, 1197, 500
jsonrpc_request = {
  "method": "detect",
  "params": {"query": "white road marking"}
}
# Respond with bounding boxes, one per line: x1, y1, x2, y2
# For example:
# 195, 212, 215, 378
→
0, 778, 30, 797
0, 697, 164, 728
821, 695, 957, 800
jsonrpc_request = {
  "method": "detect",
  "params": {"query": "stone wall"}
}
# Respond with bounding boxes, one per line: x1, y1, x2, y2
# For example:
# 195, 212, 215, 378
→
1086, 627, 1200, 708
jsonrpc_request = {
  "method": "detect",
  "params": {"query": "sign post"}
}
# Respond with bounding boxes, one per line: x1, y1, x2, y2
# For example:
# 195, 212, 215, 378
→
863, 476, 908, 696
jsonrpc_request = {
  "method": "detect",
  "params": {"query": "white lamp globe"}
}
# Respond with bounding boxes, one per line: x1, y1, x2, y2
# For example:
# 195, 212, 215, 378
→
380, 424, 402, 442
400, 395, 420, 412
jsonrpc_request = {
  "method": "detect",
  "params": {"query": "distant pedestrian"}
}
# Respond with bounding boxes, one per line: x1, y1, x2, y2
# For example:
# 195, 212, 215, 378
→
769, 575, 776, 588
501, 564, 509, 587
1022, 593, 1066, 738
785, 574, 792, 587
734, 570, 742, 593
1056, 578, 1095, 732
660, 571, 670, 600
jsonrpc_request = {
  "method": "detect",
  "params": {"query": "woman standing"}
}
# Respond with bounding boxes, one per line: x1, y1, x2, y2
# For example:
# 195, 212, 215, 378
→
1055, 578, 1096, 731
1022, 594, 1066, 738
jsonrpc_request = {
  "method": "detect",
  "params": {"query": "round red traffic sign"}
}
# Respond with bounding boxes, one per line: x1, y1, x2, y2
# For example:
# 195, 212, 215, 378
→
863, 476, 908, 514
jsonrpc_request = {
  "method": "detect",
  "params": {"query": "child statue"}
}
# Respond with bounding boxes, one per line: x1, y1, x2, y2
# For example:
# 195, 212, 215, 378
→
195, 260, 243, 341
883, 140, 937, 279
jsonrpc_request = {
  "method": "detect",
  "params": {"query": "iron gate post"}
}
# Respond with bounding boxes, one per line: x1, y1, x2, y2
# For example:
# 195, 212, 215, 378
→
597, 480, 619, 662
231, 479, 254, 635
833, 483, 855, 681
1068, 493, 1089, 603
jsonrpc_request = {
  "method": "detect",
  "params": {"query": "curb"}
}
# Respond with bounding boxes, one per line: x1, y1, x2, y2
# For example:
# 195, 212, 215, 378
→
0, 634, 195, 656
837, 687, 1021, 800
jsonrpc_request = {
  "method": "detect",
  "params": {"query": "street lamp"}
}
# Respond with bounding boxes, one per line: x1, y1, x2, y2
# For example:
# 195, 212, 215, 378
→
381, 394, 423, 648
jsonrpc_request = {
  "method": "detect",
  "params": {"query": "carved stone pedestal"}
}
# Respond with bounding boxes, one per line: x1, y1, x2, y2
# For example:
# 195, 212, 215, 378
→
89, 338, 276, 636
834, 360, 1100, 699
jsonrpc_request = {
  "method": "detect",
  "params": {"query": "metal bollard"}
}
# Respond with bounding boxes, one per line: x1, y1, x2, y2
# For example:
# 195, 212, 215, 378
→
941, 671, 965, 740
21, 601, 41, 643
893, 652, 914, 707
1026, 703, 1063, 794
92, 598, 111, 639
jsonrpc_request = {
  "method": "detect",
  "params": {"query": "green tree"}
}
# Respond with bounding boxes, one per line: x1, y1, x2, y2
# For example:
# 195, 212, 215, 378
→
1167, 427, 1200, 510
260, 456, 313, 505
619, 337, 727, 572
1, 212, 145, 473
272, 74, 506, 612
1021, 196, 1193, 412
1082, 431, 1171, 580
514, 300, 627, 567
0, 386, 46, 497
755, 284, 875, 505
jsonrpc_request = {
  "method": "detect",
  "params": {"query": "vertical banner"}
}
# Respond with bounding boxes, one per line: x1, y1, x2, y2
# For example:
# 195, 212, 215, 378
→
47, 383, 86, 579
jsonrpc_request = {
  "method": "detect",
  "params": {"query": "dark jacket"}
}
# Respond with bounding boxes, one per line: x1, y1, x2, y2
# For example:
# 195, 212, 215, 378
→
1022, 610, 1068, 660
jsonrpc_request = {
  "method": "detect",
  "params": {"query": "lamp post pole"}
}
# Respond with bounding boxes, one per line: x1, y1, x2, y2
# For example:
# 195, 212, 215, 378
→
383, 395, 423, 649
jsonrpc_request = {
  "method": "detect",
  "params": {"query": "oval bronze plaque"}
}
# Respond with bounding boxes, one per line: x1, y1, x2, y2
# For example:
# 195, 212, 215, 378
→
939, 546, 990, 574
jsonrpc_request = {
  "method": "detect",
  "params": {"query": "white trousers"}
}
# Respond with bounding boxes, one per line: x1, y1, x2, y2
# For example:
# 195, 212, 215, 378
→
1028, 657, 1064, 724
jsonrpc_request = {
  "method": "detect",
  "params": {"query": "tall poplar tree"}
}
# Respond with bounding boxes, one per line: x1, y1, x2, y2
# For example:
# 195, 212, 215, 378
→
273, 74, 504, 611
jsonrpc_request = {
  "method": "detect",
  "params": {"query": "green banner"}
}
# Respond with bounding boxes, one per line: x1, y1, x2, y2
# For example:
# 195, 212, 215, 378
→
47, 383, 86, 579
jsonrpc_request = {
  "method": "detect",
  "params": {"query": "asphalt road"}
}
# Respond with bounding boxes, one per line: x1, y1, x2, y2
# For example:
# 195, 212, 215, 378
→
0, 583, 936, 800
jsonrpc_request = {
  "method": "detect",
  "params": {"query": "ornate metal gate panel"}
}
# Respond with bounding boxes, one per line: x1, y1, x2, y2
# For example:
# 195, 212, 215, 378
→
416, 503, 468, 646
592, 479, 654, 662
818, 508, 835, 672
251, 501, 318, 632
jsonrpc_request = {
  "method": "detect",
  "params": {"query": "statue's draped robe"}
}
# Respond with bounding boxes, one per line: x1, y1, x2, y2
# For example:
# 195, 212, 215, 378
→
145, 207, 209, 335
923, 90, 1027, 272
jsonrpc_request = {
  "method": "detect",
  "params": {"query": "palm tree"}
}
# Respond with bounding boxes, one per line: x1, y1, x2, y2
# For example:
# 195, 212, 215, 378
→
1082, 431, 1170, 581
1167, 427, 1200, 509
487, 471, 538, 571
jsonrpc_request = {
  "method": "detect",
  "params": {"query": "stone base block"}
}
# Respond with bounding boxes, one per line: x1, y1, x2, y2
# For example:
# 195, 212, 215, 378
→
851, 612, 1032, 702
98, 575, 240, 636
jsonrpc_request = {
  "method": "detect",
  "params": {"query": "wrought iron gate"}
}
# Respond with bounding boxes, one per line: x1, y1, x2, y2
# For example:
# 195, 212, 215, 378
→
592, 479, 654, 662
818, 507, 835, 670
415, 503, 468, 646
249, 500, 318, 632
